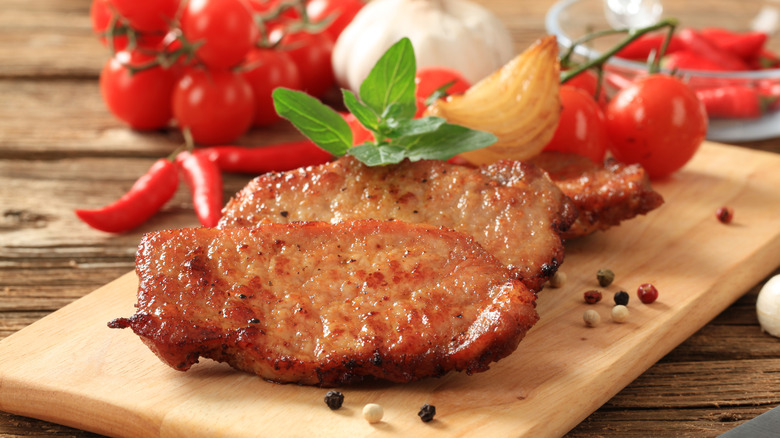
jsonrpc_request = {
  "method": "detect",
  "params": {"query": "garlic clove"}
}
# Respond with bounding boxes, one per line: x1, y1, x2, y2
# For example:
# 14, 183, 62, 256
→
756, 274, 780, 338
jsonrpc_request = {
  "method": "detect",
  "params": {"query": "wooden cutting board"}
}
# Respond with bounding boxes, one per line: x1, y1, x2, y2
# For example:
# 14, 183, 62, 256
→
1, 142, 779, 437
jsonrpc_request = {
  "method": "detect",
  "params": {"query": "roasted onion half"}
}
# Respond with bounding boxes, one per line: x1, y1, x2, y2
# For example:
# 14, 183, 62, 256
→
425, 35, 562, 164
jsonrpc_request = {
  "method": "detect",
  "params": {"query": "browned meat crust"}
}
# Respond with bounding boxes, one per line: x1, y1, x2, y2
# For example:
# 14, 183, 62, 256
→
528, 152, 664, 239
109, 221, 539, 386
218, 156, 577, 292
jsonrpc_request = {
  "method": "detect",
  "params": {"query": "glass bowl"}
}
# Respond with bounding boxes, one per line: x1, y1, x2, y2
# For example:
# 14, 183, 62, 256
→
545, 0, 780, 142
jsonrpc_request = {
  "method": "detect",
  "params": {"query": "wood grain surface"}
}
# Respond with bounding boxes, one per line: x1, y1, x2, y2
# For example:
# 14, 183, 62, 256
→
1, 0, 780, 437
1, 143, 779, 438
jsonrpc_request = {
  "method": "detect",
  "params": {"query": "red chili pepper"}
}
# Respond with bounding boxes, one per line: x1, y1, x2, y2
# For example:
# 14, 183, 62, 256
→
750, 48, 780, 69
75, 158, 179, 233
616, 33, 684, 61
757, 80, 780, 110
196, 140, 332, 174
663, 50, 734, 72
699, 27, 767, 61
677, 28, 750, 71
177, 151, 223, 227
695, 86, 767, 119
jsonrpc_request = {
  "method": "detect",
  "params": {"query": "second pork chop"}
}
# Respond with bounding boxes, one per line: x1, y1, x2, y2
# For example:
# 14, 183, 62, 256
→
218, 156, 577, 292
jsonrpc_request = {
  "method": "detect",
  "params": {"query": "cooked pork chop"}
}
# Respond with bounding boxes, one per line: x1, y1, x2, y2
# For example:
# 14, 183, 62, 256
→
528, 152, 664, 239
109, 220, 539, 386
218, 156, 577, 292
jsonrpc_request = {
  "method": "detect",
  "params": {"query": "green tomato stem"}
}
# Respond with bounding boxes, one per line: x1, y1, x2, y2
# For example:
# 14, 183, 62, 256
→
560, 18, 679, 84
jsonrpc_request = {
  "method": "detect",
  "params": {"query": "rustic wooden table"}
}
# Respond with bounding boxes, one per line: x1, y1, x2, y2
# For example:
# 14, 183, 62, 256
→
1, 0, 779, 436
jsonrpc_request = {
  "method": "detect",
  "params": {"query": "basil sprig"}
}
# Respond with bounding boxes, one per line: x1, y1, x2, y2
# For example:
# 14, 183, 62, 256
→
272, 38, 497, 166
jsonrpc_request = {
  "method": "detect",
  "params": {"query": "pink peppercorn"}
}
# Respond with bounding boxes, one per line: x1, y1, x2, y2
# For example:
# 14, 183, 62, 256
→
637, 283, 659, 304
716, 206, 734, 224
584, 290, 602, 304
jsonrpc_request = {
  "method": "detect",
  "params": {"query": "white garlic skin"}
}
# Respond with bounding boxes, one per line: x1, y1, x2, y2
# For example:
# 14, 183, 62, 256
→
757, 274, 780, 338
331, 0, 514, 92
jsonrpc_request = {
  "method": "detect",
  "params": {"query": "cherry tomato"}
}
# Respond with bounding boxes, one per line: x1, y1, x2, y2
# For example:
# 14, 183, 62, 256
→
241, 49, 302, 127
564, 69, 608, 107
306, 0, 365, 41
543, 86, 608, 164
279, 30, 335, 98
91, 0, 119, 46
248, 0, 300, 20
172, 68, 255, 145
340, 112, 374, 145
605, 74, 707, 179
415, 66, 471, 100
180, 0, 258, 70
157, 29, 198, 77
91, 0, 164, 51
109, 0, 180, 33
99, 50, 176, 130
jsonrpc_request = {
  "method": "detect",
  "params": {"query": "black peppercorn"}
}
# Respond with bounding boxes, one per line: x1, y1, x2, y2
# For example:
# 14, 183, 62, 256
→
324, 390, 344, 410
418, 404, 436, 422
614, 290, 629, 306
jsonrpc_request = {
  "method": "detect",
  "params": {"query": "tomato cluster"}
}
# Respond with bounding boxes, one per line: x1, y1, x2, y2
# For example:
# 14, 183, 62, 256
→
544, 68, 707, 180
90, 0, 364, 144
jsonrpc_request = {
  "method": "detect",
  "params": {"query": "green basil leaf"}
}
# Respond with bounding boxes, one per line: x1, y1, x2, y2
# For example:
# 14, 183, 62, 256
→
399, 124, 498, 161
342, 89, 379, 132
384, 116, 447, 138
348, 144, 407, 166
359, 38, 417, 120
273, 87, 352, 157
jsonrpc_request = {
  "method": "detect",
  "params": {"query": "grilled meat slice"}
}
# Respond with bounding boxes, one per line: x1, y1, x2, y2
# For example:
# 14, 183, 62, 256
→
528, 152, 664, 239
218, 156, 577, 292
109, 221, 539, 386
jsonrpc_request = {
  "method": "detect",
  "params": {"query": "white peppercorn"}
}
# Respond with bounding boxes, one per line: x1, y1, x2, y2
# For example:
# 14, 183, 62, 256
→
583, 309, 601, 327
363, 403, 384, 423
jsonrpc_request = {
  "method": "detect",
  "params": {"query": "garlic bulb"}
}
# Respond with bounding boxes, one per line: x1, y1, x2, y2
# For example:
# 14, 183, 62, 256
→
757, 274, 780, 337
331, 0, 514, 92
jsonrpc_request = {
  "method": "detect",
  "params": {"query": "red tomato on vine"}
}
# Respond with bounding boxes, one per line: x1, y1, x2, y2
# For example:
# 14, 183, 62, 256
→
109, 0, 180, 34
605, 74, 707, 179
172, 68, 255, 145
242, 49, 303, 127
279, 30, 336, 98
306, 0, 365, 41
565, 69, 608, 107
544, 85, 608, 163
341, 112, 374, 145
99, 50, 176, 130
180, 0, 258, 70
415, 66, 471, 100
414, 67, 471, 117
90, 0, 164, 51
